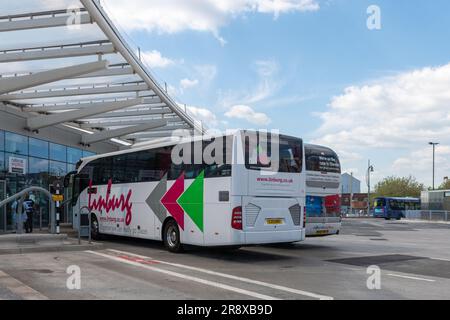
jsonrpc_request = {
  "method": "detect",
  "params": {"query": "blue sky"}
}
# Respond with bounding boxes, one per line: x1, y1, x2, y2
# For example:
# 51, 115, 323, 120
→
2, 0, 450, 190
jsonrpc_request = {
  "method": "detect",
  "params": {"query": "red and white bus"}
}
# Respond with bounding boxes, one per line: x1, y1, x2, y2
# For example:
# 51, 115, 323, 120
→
304, 144, 342, 237
68, 131, 306, 252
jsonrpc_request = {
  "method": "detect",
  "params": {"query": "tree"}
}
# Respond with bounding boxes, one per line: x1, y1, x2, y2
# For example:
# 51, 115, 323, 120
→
439, 179, 450, 190
373, 176, 425, 198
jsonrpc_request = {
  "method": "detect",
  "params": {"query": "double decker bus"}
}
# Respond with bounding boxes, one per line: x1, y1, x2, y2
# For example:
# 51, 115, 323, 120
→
67, 131, 306, 252
304, 144, 342, 237
373, 197, 420, 220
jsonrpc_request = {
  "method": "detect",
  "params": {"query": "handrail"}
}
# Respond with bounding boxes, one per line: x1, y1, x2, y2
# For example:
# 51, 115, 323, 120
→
0, 186, 56, 234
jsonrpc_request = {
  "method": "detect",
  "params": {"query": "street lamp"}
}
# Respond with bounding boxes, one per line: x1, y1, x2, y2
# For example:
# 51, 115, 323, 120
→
429, 142, 439, 190
367, 160, 374, 216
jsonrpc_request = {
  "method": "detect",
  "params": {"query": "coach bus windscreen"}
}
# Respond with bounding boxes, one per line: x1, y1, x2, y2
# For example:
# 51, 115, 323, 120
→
244, 133, 303, 173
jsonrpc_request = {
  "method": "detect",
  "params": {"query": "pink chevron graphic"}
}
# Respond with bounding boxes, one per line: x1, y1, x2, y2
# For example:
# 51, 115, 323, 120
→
161, 174, 185, 230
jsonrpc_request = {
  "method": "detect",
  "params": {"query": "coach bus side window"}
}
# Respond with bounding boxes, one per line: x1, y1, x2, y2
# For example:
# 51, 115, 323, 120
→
112, 154, 128, 184
204, 137, 232, 178
93, 158, 113, 185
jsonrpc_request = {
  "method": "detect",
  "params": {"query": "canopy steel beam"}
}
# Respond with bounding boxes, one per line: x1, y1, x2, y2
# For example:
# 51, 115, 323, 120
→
81, 0, 202, 133
26, 97, 143, 130
0, 64, 133, 79
0, 83, 149, 101
0, 12, 92, 32
0, 8, 86, 20
81, 120, 168, 145
81, 106, 171, 120
126, 130, 194, 140
73, 65, 134, 79
22, 96, 161, 112
0, 60, 109, 95
127, 124, 192, 139
79, 116, 180, 129
0, 42, 115, 63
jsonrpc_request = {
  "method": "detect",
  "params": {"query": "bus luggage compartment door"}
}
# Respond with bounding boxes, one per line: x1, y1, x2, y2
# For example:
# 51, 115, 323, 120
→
242, 196, 303, 244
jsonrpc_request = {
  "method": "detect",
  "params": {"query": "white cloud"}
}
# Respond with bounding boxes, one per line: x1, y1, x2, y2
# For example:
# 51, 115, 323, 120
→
313, 63, 450, 187
180, 78, 200, 90
103, 0, 319, 44
183, 105, 219, 127
225, 105, 271, 125
141, 50, 177, 68
194, 65, 218, 85
219, 59, 280, 108
254, 60, 279, 77
392, 145, 450, 181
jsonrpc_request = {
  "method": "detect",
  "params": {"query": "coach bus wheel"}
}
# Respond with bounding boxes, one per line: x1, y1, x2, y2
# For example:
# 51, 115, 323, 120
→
91, 215, 101, 240
163, 220, 184, 253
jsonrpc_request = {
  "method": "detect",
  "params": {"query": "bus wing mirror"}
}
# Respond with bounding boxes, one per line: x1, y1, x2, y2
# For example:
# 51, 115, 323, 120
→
64, 171, 77, 188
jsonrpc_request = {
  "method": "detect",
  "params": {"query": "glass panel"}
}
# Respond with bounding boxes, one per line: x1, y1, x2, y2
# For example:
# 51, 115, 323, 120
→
67, 147, 83, 164
0, 152, 4, 172
50, 143, 67, 162
0, 130, 4, 151
5, 132, 28, 155
49, 160, 67, 177
67, 163, 76, 173
29, 157, 49, 173
82, 150, 96, 158
0, 181, 5, 232
29, 138, 49, 159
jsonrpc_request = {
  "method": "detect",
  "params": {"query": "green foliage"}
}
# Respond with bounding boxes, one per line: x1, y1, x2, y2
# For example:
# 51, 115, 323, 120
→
439, 179, 450, 190
373, 176, 425, 198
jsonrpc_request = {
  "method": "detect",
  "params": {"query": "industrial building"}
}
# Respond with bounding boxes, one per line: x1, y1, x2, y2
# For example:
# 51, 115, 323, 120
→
341, 173, 361, 194
421, 190, 450, 211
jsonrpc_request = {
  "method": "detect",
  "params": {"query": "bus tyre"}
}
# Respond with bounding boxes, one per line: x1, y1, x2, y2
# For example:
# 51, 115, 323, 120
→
91, 215, 101, 240
163, 220, 183, 253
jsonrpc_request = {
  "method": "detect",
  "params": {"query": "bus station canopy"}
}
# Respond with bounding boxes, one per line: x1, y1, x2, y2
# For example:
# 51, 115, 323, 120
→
0, 0, 203, 148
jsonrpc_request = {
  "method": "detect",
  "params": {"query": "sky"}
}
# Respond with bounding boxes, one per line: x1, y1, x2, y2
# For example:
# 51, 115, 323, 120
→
1, 0, 450, 190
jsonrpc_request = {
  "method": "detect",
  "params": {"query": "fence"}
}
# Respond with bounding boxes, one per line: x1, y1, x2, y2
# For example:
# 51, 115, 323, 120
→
405, 210, 450, 222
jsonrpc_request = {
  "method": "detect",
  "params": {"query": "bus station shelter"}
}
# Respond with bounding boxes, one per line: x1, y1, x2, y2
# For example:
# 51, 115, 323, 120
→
0, 0, 203, 233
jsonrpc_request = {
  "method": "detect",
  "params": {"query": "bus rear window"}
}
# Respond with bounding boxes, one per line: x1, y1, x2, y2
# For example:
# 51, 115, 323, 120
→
305, 145, 341, 174
244, 133, 303, 173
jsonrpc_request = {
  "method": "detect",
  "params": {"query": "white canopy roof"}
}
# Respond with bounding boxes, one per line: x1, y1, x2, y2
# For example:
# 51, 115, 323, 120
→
0, 0, 203, 148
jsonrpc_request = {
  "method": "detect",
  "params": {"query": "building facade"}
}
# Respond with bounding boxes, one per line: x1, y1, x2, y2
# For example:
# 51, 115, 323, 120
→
341, 173, 361, 194
0, 127, 99, 232
341, 193, 369, 215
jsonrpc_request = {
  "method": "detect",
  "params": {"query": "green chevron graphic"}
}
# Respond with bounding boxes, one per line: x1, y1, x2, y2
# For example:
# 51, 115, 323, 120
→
177, 171, 204, 232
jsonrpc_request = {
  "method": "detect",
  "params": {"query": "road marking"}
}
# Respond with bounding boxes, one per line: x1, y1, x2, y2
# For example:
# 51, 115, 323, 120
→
86, 251, 279, 300
428, 257, 450, 262
387, 273, 436, 282
0, 271, 48, 300
106, 249, 334, 300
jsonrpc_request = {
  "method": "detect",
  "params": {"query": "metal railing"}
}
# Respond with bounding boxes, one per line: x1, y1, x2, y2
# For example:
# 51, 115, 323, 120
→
404, 210, 450, 222
0, 187, 56, 234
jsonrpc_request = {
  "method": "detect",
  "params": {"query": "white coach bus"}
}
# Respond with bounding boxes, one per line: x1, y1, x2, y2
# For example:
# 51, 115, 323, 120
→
68, 131, 306, 252
304, 144, 342, 237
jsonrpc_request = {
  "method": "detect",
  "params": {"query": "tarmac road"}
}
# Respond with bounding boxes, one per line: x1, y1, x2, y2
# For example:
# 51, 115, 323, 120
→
0, 218, 449, 300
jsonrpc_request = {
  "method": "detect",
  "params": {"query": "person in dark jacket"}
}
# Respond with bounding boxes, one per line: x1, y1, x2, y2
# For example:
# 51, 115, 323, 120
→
22, 195, 35, 234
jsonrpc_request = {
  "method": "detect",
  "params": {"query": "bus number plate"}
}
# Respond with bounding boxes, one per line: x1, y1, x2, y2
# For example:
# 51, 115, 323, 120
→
266, 219, 284, 225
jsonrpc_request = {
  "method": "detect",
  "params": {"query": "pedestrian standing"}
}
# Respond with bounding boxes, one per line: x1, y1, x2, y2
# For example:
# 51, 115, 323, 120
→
22, 194, 35, 234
